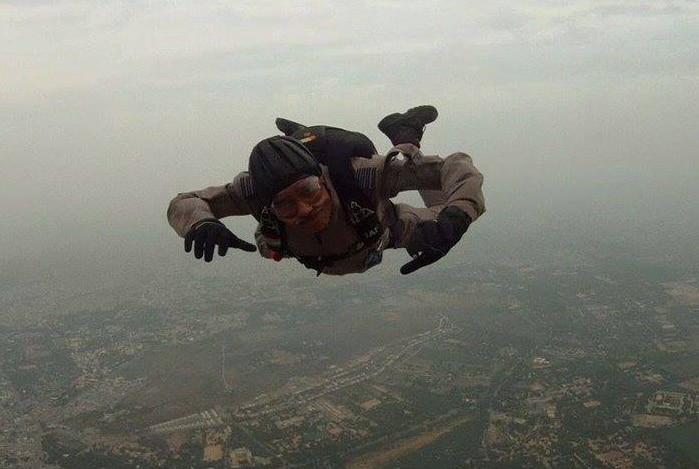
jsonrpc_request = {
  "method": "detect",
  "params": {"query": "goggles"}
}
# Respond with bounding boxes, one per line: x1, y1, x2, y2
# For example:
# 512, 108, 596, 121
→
270, 176, 325, 218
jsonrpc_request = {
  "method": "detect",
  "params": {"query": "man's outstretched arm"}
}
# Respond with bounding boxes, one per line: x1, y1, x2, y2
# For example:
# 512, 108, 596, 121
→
167, 172, 254, 236
167, 173, 256, 261
380, 146, 485, 273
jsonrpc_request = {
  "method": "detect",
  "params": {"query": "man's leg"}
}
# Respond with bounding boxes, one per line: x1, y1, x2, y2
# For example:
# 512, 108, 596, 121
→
377, 105, 438, 148
278, 107, 444, 211
378, 105, 446, 210
418, 189, 447, 211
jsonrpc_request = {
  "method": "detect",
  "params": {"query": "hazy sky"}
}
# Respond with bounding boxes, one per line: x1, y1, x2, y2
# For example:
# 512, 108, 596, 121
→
1, 0, 698, 265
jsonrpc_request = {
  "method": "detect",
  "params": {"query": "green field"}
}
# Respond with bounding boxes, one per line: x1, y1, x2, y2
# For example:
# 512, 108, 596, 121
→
664, 422, 699, 462
391, 416, 487, 468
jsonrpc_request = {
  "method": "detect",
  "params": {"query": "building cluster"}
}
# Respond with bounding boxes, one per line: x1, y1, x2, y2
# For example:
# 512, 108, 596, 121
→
2, 264, 699, 468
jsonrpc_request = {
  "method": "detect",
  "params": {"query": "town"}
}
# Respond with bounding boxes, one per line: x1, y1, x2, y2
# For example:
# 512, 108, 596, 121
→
1, 247, 698, 468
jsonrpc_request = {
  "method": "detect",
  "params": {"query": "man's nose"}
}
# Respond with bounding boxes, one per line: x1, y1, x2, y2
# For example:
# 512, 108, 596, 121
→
295, 201, 314, 217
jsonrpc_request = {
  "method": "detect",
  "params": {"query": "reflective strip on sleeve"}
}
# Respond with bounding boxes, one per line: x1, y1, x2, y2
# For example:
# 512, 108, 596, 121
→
239, 175, 255, 198
354, 167, 377, 191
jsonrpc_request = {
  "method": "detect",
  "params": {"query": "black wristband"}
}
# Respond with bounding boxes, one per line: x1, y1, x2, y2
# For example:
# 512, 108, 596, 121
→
438, 206, 472, 238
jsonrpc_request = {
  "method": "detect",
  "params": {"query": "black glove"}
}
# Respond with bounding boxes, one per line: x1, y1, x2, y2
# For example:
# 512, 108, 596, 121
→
400, 206, 472, 275
184, 220, 256, 262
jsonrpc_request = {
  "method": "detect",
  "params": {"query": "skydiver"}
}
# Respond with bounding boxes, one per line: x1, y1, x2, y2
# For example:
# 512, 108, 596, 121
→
167, 105, 485, 275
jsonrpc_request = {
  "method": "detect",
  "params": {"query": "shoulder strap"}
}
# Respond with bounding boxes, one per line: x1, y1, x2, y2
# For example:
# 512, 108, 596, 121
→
258, 206, 287, 255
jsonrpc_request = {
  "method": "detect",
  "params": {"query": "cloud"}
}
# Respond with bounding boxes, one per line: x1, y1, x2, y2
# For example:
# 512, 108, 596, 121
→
2, 0, 697, 101
1, 0, 698, 263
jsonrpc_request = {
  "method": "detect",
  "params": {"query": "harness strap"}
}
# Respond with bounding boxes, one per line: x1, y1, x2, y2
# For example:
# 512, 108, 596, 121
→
296, 231, 386, 276
245, 125, 385, 275
296, 240, 366, 276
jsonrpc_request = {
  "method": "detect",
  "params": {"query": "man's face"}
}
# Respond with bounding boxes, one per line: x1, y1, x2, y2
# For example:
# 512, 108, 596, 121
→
271, 175, 333, 233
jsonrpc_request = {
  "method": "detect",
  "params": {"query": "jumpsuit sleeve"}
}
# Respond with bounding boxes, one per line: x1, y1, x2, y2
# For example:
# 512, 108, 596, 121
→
380, 148, 486, 222
166, 172, 254, 237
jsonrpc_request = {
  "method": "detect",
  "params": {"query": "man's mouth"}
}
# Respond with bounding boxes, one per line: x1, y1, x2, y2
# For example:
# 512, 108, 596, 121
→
297, 209, 321, 226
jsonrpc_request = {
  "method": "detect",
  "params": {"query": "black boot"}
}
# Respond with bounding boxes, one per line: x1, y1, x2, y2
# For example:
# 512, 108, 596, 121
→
275, 117, 306, 136
377, 105, 438, 147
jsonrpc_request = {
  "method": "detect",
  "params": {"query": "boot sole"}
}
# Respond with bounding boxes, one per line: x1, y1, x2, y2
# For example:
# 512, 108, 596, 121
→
378, 105, 438, 132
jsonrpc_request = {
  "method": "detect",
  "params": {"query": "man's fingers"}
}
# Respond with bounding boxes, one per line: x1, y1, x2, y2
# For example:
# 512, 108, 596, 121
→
400, 255, 429, 275
184, 230, 194, 253
203, 229, 219, 262
204, 242, 215, 262
194, 242, 204, 259
400, 251, 441, 275
186, 222, 255, 261
218, 238, 229, 257
232, 237, 257, 252
194, 230, 207, 259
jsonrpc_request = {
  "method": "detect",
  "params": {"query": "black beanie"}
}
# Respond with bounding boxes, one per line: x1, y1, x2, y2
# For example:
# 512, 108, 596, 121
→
249, 136, 321, 204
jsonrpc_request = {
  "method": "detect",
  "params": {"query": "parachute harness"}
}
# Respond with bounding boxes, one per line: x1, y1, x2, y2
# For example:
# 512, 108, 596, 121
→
258, 125, 385, 275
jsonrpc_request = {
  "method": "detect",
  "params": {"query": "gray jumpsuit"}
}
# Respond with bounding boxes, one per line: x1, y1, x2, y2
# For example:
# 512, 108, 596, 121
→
167, 144, 485, 275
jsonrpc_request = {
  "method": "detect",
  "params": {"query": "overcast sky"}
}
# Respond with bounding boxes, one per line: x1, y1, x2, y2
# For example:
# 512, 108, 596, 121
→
1, 0, 698, 266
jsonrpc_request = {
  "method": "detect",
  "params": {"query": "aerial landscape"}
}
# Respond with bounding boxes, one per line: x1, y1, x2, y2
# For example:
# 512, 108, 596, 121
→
2, 1, 698, 468
2, 226, 698, 468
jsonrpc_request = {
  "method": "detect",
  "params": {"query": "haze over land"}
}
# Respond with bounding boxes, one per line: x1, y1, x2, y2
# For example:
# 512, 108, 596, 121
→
1, 0, 698, 271
2, 2, 699, 468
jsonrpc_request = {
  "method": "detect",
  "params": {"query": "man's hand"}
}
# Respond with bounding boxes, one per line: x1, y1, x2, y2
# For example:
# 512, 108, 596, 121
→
184, 220, 256, 262
400, 206, 471, 275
